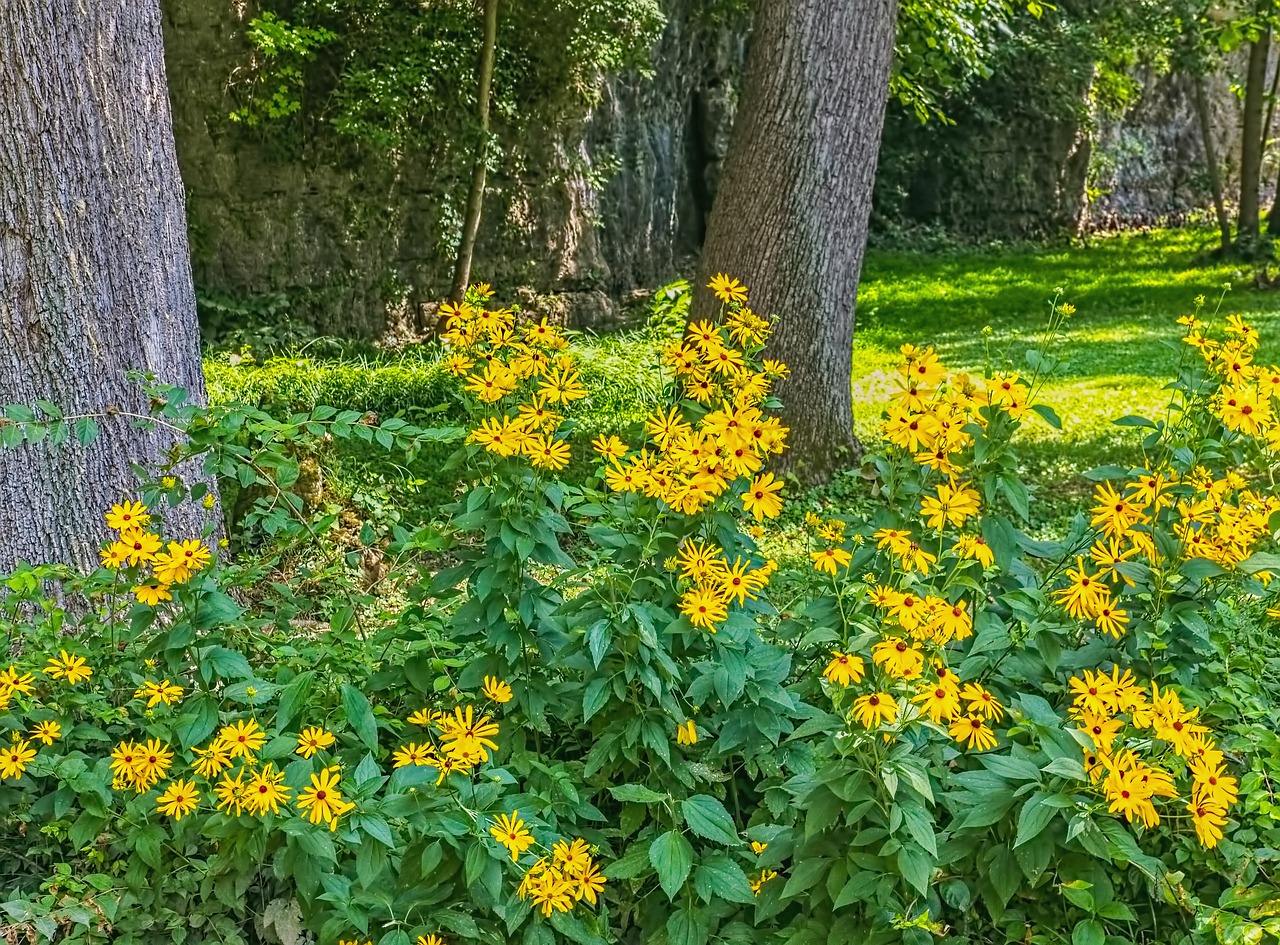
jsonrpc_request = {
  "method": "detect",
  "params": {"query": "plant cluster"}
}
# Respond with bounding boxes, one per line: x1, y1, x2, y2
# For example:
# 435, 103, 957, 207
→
5, 280, 1280, 945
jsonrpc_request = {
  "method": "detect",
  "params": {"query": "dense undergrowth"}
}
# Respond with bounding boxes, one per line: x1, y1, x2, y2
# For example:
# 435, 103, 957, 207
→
204, 226, 1278, 537
6, 272, 1280, 945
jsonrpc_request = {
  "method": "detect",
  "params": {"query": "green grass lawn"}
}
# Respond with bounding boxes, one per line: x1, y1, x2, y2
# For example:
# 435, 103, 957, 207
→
855, 227, 1279, 445
205, 225, 1280, 530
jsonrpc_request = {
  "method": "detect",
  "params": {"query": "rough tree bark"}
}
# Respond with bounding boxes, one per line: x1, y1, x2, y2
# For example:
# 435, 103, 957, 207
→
0, 0, 210, 573
1238, 29, 1272, 250
448, 0, 500, 306
1194, 75, 1232, 250
693, 0, 899, 483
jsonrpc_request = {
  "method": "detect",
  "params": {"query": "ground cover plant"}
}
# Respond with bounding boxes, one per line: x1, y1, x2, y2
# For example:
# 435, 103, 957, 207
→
5, 276, 1280, 945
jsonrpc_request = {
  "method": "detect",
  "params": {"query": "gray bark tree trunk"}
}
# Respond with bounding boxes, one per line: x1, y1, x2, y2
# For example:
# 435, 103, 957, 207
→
0, 0, 209, 573
448, 0, 500, 308
1238, 29, 1272, 250
693, 0, 900, 483
1194, 74, 1232, 250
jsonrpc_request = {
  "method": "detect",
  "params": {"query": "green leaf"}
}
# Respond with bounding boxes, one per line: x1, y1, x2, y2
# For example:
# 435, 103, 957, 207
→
649, 830, 694, 900
610, 783, 668, 803
202, 646, 252, 680
666, 909, 707, 945
224, 679, 279, 706
173, 693, 219, 748
341, 684, 379, 750
1072, 919, 1104, 945
1059, 879, 1094, 912
277, 671, 316, 732
693, 853, 755, 904
781, 856, 829, 897
681, 795, 740, 846
583, 677, 610, 722
74, 417, 100, 445
897, 846, 931, 896
1015, 792, 1059, 848
899, 802, 937, 858
1240, 551, 1280, 574
1030, 403, 1062, 429
194, 590, 245, 631
604, 841, 652, 879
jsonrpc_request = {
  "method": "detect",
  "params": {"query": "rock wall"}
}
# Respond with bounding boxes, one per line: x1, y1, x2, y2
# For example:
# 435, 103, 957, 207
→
162, 0, 743, 339
164, 1, 1235, 340
1090, 67, 1243, 229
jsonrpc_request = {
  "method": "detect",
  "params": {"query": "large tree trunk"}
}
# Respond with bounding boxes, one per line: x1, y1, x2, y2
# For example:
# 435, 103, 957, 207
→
693, 0, 899, 483
448, 0, 500, 306
1194, 74, 1232, 250
0, 0, 209, 573
1238, 29, 1272, 250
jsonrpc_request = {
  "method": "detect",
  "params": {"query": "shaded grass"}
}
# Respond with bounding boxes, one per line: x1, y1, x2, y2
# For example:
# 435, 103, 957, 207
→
850, 227, 1280, 529
205, 226, 1280, 532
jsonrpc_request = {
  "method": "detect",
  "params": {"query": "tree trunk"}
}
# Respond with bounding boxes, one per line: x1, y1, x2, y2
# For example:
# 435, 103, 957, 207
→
1194, 74, 1232, 250
448, 0, 500, 307
1238, 29, 1272, 250
693, 0, 899, 483
0, 0, 210, 573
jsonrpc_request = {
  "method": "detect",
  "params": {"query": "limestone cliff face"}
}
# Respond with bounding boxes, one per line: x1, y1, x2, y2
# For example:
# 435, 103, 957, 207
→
163, 0, 744, 338
164, 1, 1228, 339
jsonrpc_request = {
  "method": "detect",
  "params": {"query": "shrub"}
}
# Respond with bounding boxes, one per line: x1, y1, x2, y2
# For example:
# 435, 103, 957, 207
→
1, 282, 1279, 945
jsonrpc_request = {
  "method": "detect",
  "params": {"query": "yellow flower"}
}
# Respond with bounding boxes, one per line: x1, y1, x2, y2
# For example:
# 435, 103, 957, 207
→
437, 705, 500, 763
192, 742, 233, 778
676, 719, 698, 745
407, 707, 439, 727
296, 766, 355, 831
29, 720, 61, 746
1188, 800, 1228, 848
851, 692, 898, 730
119, 528, 162, 565
958, 683, 1004, 721
109, 740, 142, 788
202, 493, 217, 509
133, 581, 173, 606
296, 726, 336, 759
393, 742, 437, 768
592, 434, 628, 460
920, 481, 981, 531
708, 273, 749, 304
214, 770, 249, 816
913, 684, 961, 724
132, 738, 174, 791
105, 500, 150, 531
741, 472, 784, 521
811, 547, 852, 575
871, 638, 924, 680
152, 539, 211, 585
0, 737, 36, 779
483, 676, 513, 703
750, 869, 778, 895
525, 434, 572, 471
134, 679, 184, 708
823, 651, 865, 687
156, 779, 200, 820
416, 936, 446, 945
99, 541, 130, 569
949, 714, 997, 751
244, 764, 292, 816
679, 585, 727, 631
43, 650, 92, 685
218, 718, 266, 760
750, 840, 768, 855
490, 811, 535, 861
677, 539, 726, 582
574, 857, 607, 904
